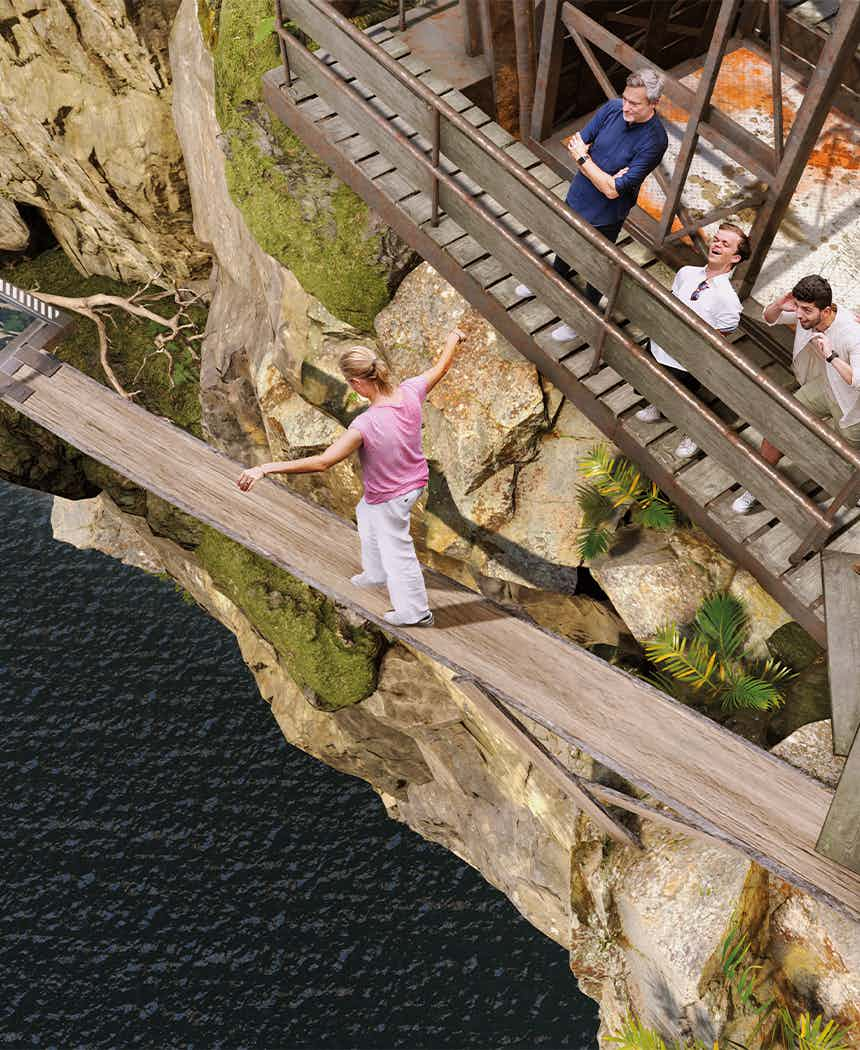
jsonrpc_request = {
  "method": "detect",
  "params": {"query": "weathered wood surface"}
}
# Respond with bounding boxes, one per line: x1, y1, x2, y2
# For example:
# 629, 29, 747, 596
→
823, 550, 860, 756
817, 725, 860, 871
6, 361, 860, 917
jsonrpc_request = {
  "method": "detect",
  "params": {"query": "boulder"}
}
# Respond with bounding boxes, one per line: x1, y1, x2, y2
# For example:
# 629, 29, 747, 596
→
770, 720, 845, 789
0, 0, 207, 281
0, 197, 28, 251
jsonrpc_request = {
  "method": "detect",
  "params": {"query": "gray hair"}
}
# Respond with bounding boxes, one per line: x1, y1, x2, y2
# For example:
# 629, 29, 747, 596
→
626, 69, 664, 103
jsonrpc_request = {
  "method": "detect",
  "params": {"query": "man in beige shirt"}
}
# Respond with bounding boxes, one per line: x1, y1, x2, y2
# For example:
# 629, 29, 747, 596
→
732, 274, 860, 513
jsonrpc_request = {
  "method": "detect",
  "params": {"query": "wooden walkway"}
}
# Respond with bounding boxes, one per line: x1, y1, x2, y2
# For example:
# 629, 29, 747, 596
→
6, 356, 860, 919
263, 1, 860, 647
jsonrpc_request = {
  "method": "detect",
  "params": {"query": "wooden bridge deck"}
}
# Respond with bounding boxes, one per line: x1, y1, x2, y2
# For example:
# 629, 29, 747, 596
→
6, 357, 860, 919
262, 4, 860, 648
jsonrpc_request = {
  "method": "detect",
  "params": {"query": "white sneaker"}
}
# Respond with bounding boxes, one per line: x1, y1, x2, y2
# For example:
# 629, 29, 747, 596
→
674, 437, 698, 459
515, 284, 532, 297
551, 323, 578, 342
731, 490, 756, 514
635, 404, 662, 423
383, 609, 434, 627
351, 572, 385, 587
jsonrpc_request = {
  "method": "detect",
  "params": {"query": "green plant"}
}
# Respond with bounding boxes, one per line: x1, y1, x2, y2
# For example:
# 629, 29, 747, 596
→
606, 1016, 715, 1050
774, 1011, 852, 1050
644, 594, 794, 712
575, 444, 676, 560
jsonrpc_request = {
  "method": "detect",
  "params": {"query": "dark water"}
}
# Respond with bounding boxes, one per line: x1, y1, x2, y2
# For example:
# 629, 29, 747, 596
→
1, 479, 599, 1049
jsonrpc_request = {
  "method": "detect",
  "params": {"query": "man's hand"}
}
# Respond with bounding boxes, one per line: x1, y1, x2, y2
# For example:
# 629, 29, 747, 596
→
568, 132, 589, 160
810, 333, 832, 361
613, 166, 629, 180
237, 465, 266, 492
776, 291, 797, 313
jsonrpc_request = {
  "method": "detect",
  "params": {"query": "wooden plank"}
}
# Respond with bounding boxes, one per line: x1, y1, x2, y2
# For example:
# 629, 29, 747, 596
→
284, 0, 434, 135
603, 340, 825, 538
822, 550, 860, 756
454, 679, 642, 849
264, 50, 434, 195
817, 725, 860, 872
8, 362, 860, 917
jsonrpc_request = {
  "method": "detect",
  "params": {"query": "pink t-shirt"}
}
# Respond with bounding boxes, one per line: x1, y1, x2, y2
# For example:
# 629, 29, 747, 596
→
348, 375, 430, 504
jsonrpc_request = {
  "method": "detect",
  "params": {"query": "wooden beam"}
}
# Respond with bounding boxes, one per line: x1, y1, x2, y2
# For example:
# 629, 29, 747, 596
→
663, 190, 767, 244
530, 0, 564, 141
513, 0, 537, 139
822, 551, 860, 757
561, 1, 777, 182
655, 0, 742, 243
461, 0, 483, 57
454, 678, 643, 849
769, 0, 784, 165
817, 724, 860, 873
739, 0, 860, 297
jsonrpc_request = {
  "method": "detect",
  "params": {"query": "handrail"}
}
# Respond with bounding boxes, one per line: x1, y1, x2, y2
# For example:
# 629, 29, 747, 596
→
273, 28, 835, 536
286, 0, 860, 476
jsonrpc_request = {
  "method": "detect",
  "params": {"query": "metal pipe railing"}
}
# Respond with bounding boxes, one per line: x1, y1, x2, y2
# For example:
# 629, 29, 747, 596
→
274, 26, 836, 536
289, 0, 860, 477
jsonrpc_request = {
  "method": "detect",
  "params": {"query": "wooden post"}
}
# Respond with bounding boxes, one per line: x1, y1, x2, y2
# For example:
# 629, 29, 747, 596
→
739, 0, 860, 297
822, 551, 860, 757
769, 0, 784, 165
513, 0, 536, 140
461, 0, 483, 57
529, 0, 564, 142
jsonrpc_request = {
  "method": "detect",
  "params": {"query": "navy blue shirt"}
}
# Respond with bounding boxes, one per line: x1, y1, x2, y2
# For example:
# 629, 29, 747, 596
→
566, 99, 668, 227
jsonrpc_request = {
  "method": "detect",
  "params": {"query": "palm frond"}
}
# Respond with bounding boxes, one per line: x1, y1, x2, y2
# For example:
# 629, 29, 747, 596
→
694, 593, 749, 663
718, 669, 786, 712
578, 444, 617, 482
644, 625, 719, 692
777, 1010, 853, 1050
750, 655, 796, 686
632, 496, 676, 531
606, 1016, 668, 1050
577, 525, 614, 562
575, 482, 615, 526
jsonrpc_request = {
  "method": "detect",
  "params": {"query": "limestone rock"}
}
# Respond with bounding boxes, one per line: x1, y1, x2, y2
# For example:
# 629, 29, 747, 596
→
0, 0, 208, 281
591, 526, 735, 641
50, 492, 164, 573
374, 264, 547, 500
257, 361, 362, 519
729, 568, 791, 658
770, 720, 845, 789
0, 197, 28, 250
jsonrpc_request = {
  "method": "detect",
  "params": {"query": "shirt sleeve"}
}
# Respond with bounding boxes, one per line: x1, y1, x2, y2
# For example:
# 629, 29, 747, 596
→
401, 375, 429, 402
762, 308, 797, 327
580, 101, 613, 145
844, 336, 860, 389
613, 129, 669, 196
714, 298, 742, 332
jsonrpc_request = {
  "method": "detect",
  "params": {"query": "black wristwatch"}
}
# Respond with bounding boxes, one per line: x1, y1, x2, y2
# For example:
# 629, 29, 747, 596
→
576, 154, 588, 166
825, 350, 835, 363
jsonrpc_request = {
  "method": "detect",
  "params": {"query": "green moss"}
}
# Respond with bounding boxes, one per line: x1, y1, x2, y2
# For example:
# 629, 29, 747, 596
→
197, 525, 385, 708
4, 249, 206, 437
213, 0, 393, 329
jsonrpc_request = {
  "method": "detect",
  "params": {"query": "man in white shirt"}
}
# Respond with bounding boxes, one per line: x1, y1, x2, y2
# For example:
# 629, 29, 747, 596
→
635, 223, 747, 459
732, 274, 860, 513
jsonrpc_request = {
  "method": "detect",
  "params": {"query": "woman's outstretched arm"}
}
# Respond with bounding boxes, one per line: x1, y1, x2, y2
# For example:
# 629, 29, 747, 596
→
421, 327, 466, 393
237, 429, 363, 492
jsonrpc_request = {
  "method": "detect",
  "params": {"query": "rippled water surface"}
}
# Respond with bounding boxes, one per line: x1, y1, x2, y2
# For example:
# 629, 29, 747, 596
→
1, 479, 598, 1048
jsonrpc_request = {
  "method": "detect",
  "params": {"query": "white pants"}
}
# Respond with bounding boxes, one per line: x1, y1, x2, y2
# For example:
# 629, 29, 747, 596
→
355, 488, 429, 620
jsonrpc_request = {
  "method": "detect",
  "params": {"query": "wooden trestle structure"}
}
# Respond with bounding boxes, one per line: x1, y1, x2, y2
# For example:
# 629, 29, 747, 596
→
4, 0, 860, 915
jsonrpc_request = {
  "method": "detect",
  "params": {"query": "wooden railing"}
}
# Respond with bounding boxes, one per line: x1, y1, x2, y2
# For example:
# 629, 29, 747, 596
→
274, 0, 860, 557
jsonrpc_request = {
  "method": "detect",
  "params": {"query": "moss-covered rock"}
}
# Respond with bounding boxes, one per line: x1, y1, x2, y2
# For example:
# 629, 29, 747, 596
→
211, 0, 415, 330
197, 525, 385, 708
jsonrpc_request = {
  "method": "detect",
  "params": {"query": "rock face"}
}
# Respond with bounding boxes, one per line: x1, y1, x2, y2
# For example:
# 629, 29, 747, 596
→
52, 492, 860, 1047
0, 0, 208, 281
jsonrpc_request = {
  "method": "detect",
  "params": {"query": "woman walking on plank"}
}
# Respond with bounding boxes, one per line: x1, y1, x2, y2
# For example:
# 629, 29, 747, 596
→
237, 327, 466, 627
